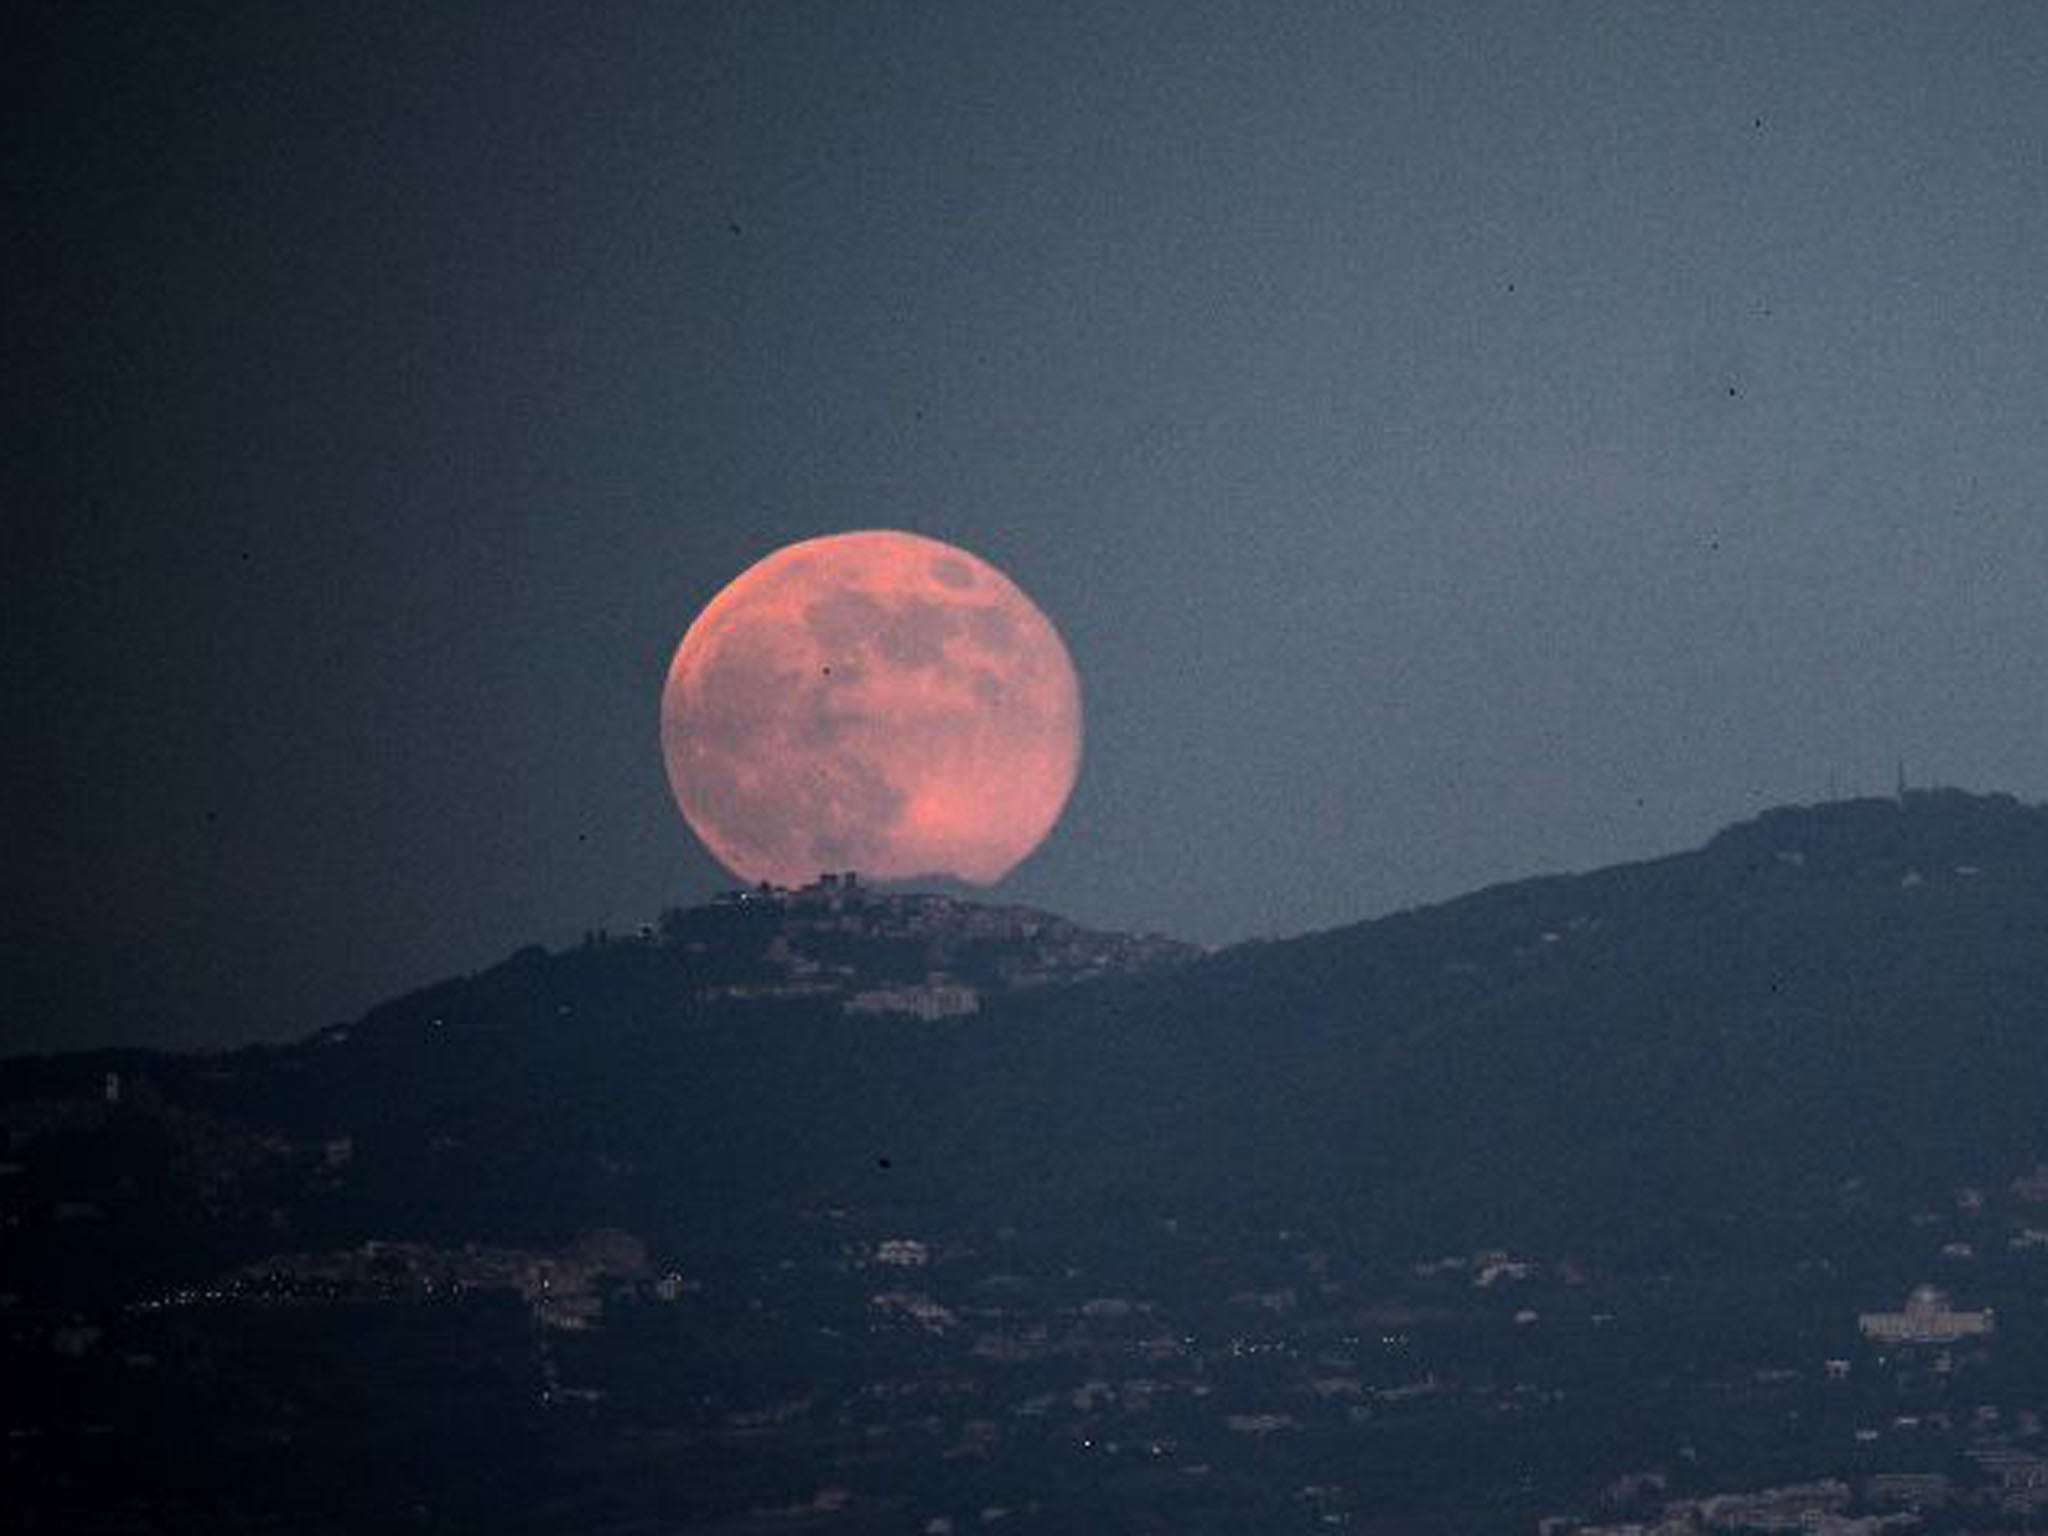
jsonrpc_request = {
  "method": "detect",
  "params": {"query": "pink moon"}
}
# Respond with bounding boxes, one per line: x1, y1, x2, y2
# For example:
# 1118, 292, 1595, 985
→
660, 530, 1083, 888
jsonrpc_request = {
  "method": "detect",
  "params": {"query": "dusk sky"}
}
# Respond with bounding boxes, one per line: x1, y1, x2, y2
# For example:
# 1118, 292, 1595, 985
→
8, 2, 2048, 1051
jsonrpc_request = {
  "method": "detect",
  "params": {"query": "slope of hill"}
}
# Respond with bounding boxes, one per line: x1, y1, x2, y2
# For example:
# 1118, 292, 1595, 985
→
10, 791, 2048, 1535
10, 790, 2048, 1265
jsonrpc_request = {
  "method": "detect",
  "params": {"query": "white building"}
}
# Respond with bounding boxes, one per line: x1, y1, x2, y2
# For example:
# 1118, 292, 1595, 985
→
1858, 1285, 1994, 1344
844, 981, 980, 1020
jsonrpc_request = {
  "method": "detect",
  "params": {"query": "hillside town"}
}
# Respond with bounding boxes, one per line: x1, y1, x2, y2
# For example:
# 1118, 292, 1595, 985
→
12, 1098, 2048, 1534
671, 876, 1198, 1017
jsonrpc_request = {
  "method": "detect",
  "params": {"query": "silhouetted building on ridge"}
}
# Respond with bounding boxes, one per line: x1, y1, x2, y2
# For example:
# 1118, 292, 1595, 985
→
717, 870, 862, 905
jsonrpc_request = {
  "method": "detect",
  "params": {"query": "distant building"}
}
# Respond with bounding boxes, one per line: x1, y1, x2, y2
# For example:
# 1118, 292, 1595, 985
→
2011, 1164, 2048, 1203
789, 870, 862, 903
845, 981, 979, 1020
1858, 1285, 1994, 1344
873, 1238, 929, 1268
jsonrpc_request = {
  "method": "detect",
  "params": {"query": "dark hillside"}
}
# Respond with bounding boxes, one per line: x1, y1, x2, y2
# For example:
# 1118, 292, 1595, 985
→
10, 791, 2045, 1269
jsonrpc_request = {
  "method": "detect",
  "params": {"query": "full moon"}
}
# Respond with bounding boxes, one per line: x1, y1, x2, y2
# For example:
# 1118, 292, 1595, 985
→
660, 530, 1083, 888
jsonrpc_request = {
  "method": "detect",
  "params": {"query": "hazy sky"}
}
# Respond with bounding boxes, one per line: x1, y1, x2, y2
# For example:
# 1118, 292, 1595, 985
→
8, 2, 2048, 1050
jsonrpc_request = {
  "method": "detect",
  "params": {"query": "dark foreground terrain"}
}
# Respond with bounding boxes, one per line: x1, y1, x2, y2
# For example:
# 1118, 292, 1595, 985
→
10, 791, 2048, 1534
